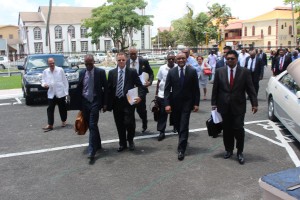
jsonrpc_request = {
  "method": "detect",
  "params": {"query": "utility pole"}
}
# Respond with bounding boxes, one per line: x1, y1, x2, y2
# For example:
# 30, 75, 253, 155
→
45, 0, 52, 53
291, 0, 297, 47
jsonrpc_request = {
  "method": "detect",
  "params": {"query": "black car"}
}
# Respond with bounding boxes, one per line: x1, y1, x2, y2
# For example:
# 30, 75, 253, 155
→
18, 54, 79, 105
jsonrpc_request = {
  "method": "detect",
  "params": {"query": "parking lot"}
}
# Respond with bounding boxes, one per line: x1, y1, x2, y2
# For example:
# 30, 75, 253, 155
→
0, 69, 299, 200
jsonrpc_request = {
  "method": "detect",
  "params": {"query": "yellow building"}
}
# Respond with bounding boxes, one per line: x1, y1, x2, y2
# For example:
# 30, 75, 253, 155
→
0, 25, 20, 55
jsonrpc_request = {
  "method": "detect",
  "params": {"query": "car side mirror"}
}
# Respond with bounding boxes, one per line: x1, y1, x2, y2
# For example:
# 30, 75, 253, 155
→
17, 65, 24, 70
296, 91, 300, 99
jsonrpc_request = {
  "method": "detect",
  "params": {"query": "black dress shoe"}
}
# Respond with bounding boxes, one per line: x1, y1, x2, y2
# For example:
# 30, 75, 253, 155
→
237, 153, 245, 165
129, 142, 135, 151
158, 132, 165, 141
178, 152, 185, 161
142, 126, 147, 133
117, 146, 127, 152
172, 127, 177, 133
224, 151, 233, 159
89, 156, 95, 165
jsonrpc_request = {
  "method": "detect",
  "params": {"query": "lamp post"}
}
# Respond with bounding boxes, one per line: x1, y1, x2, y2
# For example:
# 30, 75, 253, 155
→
291, 0, 297, 47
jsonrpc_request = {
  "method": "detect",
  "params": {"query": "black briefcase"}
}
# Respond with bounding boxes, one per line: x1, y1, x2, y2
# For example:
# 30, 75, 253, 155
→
206, 116, 222, 138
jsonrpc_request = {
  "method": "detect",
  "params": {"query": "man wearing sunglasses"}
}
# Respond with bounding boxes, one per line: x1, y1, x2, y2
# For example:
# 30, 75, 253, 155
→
211, 50, 258, 165
155, 53, 177, 141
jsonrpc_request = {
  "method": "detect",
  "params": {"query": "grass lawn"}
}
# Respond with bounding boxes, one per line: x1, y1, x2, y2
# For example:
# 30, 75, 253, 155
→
0, 76, 22, 90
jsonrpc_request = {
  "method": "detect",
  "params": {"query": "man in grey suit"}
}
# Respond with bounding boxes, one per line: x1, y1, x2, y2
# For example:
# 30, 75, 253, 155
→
164, 52, 200, 161
211, 50, 258, 165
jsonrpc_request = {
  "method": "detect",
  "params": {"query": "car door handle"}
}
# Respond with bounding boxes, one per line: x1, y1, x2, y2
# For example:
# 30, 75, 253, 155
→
284, 95, 289, 99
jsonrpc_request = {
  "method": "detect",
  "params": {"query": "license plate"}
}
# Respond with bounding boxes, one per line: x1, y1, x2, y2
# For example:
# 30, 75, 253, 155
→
30, 88, 38, 92
71, 84, 77, 89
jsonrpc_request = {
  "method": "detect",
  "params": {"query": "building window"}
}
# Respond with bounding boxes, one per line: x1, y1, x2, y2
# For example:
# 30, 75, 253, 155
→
267, 41, 271, 50
81, 41, 88, 52
268, 26, 271, 35
289, 25, 293, 35
80, 26, 87, 38
71, 41, 76, 52
33, 27, 42, 40
68, 25, 75, 38
8, 34, 13, 39
34, 42, 43, 53
288, 41, 291, 47
104, 40, 111, 52
252, 26, 255, 36
281, 25, 284, 29
55, 25, 62, 39
285, 22, 287, 27
55, 42, 63, 52
0, 35, 2, 39
244, 27, 247, 36
141, 28, 145, 49
261, 29, 263, 37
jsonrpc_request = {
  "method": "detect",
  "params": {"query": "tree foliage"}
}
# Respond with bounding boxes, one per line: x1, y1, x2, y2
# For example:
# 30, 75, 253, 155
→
83, 0, 153, 51
171, 3, 231, 47
152, 30, 176, 48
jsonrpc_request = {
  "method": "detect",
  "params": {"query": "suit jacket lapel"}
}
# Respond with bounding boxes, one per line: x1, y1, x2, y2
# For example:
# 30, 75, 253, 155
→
233, 67, 241, 89
113, 67, 118, 88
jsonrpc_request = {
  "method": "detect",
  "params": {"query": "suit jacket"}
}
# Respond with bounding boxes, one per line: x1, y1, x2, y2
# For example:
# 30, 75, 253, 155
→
244, 56, 264, 83
211, 66, 258, 115
215, 57, 226, 69
69, 67, 108, 110
259, 52, 268, 66
107, 66, 147, 111
164, 66, 200, 111
126, 57, 154, 93
274, 56, 292, 75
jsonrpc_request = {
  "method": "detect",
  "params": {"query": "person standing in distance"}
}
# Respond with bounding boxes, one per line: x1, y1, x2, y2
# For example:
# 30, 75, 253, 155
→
155, 53, 177, 141
126, 47, 154, 133
211, 50, 258, 165
41, 57, 69, 132
164, 52, 200, 161
108, 52, 147, 152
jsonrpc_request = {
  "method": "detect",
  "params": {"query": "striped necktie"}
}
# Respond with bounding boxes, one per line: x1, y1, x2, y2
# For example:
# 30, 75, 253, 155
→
116, 69, 123, 98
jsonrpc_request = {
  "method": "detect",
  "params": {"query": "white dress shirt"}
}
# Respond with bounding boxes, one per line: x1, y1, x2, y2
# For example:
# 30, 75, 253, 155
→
130, 58, 139, 74
238, 52, 250, 67
247, 57, 256, 72
156, 63, 177, 98
227, 65, 237, 83
42, 66, 69, 99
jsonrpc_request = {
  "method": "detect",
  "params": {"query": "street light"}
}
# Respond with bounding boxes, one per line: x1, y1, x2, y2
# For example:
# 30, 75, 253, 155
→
291, 0, 297, 47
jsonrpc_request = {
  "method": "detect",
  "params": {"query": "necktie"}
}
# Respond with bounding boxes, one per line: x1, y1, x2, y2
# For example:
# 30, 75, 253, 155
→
230, 69, 234, 89
250, 59, 254, 72
132, 61, 136, 69
279, 58, 283, 70
87, 71, 94, 102
180, 68, 185, 87
116, 70, 123, 98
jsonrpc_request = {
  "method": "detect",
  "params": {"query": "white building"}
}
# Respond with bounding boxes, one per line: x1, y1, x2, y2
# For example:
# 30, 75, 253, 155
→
18, 6, 152, 54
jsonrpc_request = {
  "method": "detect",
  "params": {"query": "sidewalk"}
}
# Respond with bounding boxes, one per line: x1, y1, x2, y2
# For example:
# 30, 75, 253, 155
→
0, 88, 22, 100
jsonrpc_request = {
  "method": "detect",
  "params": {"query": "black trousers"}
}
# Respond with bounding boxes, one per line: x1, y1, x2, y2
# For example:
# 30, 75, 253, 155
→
47, 96, 67, 126
113, 97, 136, 147
173, 108, 191, 154
252, 81, 259, 97
221, 112, 245, 153
136, 97, 147, 128
157, 97, 174, 133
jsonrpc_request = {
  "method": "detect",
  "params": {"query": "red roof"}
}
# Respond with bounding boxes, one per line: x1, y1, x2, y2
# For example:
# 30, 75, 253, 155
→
225, 21, 243, 30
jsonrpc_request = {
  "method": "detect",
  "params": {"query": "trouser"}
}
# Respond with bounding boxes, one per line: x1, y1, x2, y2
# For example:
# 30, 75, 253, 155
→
253, 81, 259, 97
82, 97, 101, 156
221, 112, 245, 153
136, 97, 147, 128
157, 97, 174, 133
47, 96, 67, 126
173, 108, 191, 154
113, 97, 136, 147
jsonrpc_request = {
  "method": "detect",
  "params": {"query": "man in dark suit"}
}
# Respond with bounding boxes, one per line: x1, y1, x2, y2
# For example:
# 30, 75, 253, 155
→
108, 52, 146, 152
211, 50, 258, 165
245, 50, 264, 96
126, 47, 154, 133
273, 49, 292, 76
164, 52, 200, 161
258, 49, 268, 67
70, 54, 108, 164
216, 46, 232, 69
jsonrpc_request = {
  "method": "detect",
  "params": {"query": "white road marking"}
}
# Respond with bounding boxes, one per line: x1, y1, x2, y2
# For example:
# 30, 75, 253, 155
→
13, 97, 22, 105
245, 128, 284, 147
0, 103, 11, 106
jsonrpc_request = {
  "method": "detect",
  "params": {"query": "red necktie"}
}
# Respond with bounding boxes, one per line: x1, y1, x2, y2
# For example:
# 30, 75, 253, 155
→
230, 69, 234, 89
279, 58, 283, 70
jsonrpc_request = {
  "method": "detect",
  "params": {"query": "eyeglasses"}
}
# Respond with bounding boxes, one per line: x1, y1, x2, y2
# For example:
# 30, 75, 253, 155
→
227, 57, 236, 61
117, 59, 126, 62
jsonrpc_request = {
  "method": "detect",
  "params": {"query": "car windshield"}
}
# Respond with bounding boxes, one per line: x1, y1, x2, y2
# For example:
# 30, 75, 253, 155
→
27, 55, 69, 70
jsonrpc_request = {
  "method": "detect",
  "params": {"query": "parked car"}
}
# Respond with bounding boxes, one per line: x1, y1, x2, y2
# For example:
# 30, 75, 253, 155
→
157, 53, 168, 60
142, 54, 157, 60
0, 55, 9, 69
67, 56, 80, 66
18, 54, 79, 105
94, 52, 107, 63
266, 62, 300, 142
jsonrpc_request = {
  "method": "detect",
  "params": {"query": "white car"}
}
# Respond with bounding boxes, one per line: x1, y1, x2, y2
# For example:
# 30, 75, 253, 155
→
266, 62, 300, 142
94, 53, 107, 63
0, 55, 9, 69
143, 54, 157, 60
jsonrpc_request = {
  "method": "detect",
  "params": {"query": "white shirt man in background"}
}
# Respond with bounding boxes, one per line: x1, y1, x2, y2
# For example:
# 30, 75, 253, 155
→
41, 57, 69, 132
238, 48, 250, 67
207, 50, 217, 82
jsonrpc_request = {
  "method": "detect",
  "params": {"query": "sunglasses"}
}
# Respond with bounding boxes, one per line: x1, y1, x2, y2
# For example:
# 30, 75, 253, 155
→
167, 58, 175, 61
117, 59, 126, 62
227, 57, 236, 61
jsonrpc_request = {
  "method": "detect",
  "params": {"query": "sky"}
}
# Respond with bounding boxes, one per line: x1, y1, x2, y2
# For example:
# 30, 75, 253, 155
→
0, 0, 288, 35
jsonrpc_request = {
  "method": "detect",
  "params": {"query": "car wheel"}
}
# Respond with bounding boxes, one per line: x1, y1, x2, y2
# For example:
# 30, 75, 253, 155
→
0, 64, 6, 69
25, 95, 33, 105
268, 96, 278, 121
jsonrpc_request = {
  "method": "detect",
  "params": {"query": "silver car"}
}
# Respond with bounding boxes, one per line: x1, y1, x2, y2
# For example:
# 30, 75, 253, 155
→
266, 60, 300, 142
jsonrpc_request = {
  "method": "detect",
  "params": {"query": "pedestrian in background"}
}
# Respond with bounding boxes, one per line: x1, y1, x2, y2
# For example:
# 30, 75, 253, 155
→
207, 50, 217, 82
273, 49, 292, 76
41, 57, 69, 132
291, 50, 300, 62
196, 55, 211, 100
238, 48, 249, 67
182, 48, 198, 68
216, 46, 232, 69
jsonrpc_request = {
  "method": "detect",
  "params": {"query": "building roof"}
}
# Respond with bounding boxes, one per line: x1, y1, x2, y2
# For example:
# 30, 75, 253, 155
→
39, 6, 94, 25
157, 26, 174, 32
0, 25, 18, 29
19, 12, 44, 23
245, 7, 299, 22
224, 20, 243, 30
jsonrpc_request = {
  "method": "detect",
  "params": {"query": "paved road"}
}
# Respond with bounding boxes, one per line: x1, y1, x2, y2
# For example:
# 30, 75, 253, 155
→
0, 68, 299, 200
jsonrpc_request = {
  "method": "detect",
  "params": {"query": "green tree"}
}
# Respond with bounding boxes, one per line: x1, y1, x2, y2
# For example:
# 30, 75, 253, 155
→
83, 0, 153, 51
171, 3, 231, 47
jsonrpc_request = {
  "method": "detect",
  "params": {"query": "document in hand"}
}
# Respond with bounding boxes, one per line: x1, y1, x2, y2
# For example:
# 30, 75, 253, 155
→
139, 72, 149, 85
126, 87, 138, 105
211, 110, 222, 123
